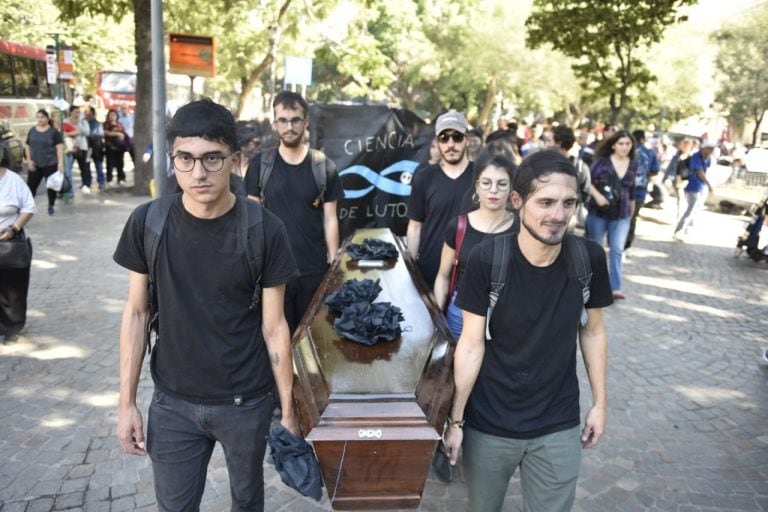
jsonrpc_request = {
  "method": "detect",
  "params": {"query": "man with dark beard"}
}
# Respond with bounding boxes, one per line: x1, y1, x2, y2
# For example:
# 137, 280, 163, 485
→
245, 92, 344, 332
443, 150, 612, 512
407, 111, 474, 288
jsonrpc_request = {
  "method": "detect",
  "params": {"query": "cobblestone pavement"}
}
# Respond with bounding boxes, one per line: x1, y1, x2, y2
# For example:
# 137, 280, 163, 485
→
1, 183, 767, 512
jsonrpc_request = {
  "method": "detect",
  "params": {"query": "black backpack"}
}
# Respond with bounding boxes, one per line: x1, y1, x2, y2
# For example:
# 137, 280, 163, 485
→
142, 193, 265, 353
485, 234, 593, 340
258, 148, 335, 208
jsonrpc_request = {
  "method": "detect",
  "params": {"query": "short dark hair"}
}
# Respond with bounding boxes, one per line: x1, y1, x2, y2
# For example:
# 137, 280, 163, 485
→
553, 126, 576, 151
36, 109, 50, 120
273, 91, 309, 118
69, 105, 80, 114
512, 150, 578, 202
595, 129, 636, 159
166, 98, 238, 152
473, 153, 516, 184
467, 128, 484, 139
631, 129, 646, 142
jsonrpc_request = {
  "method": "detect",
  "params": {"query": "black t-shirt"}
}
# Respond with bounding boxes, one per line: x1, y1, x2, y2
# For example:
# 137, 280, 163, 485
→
455, 235, 612, 438
113, 197, 299, 404
407, 162, 474, 288
444, 215, 516, 286
26, 126, 63, 168
245, 150, 344, 275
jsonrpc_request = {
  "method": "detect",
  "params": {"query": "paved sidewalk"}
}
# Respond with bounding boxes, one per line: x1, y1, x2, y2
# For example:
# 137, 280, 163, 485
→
1, 188, 767, 512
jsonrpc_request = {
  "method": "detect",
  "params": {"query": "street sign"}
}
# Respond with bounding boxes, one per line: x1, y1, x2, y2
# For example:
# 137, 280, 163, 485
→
45, 46, 58, 85
58, 45, 74, 80
169, 33, 215, 78
284, 56, 313, 87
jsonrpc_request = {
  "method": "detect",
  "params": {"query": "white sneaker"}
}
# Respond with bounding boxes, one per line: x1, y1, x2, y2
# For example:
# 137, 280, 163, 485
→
672, 231, 685, 242
81, 185, 91, 195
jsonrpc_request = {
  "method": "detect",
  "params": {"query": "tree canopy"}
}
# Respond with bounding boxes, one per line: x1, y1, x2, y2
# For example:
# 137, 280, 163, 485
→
712, 3, 768, 146
526, 0, 695, 125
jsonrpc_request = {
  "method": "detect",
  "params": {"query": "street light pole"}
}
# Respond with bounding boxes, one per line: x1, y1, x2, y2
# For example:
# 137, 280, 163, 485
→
151, 0, 167, 197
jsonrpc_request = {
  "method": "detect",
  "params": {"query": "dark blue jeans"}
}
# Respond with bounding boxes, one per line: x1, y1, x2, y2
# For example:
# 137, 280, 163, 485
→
147, 389, 273, 512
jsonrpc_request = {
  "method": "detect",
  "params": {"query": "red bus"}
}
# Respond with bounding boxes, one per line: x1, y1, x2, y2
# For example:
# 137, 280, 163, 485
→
94, 70, 137, 112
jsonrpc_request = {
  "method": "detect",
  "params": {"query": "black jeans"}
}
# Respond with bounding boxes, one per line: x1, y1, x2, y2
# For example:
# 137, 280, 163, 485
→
147, 389, 273, 512
0, 266, 30, 337
27, 164, 58, 208
284, 271, 325, 334
105, 148, 126, 183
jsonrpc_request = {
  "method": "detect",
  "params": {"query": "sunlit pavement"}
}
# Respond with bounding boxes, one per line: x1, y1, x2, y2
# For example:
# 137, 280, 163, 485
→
1, 186, 767, 512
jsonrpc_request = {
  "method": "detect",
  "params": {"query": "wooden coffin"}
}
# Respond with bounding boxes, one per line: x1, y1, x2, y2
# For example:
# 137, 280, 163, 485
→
291, 228, 455, 510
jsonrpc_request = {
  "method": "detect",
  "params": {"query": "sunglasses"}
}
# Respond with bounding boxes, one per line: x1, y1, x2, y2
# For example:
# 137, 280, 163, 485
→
437, 132, 466, 144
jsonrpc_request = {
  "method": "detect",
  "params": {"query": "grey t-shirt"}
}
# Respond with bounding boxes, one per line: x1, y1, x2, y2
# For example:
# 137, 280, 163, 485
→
26, 127, 63, 168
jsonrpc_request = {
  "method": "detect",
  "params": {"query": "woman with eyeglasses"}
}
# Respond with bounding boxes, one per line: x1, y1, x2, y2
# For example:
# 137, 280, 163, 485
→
434, 154, 517, 339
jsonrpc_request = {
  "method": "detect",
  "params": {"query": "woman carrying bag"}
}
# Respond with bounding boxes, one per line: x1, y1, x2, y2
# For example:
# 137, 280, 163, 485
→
433, 154, 517, 340
0, 144, 36, 343
25, 109, 64, 216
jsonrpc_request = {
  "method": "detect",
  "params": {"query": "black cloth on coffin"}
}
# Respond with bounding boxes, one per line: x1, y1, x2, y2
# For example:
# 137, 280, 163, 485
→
324, 278, 382, 314
267, 422, 324, 501
333, 301, 404, 346
346, 238, 398, 260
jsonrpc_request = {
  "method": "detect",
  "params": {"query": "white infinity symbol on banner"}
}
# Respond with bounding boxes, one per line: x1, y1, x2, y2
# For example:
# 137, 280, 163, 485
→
339, 160, 419, 199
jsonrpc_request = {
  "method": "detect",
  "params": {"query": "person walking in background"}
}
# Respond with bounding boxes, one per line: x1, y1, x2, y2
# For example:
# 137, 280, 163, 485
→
587, 130, 637, 300
444, 150, 612, 512
244, 91, 344, 333
466, 128, 484, 162
104, 109, 127, 186
407, 111, 474, 288
62, 105, 91, 196
663, 137, 695, 219
0, 149, 36, 343
673, 141, 715, 242
433, 154, 516, 340
113, 99, 300, 511
84, 106, 106, 190
625, 129, 660, 251
25, 109, 64, 216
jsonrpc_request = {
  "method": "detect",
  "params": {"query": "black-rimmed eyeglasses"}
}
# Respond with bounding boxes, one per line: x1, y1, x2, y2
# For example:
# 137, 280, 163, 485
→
170, 153, 233, 173
274, 117, 306, 128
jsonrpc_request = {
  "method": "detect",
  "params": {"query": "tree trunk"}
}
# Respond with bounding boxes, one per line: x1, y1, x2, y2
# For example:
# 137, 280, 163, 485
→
477, 77, 497, 133
132, 0, 152, 196
752, 109, 765, 147
236, 55, 273, 119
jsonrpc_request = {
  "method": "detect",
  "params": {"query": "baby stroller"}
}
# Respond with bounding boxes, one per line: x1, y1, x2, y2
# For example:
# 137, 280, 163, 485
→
736, 192, 768, 263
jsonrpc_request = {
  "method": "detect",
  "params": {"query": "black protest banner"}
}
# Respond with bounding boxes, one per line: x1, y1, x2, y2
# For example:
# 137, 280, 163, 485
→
309, 105, 433, 240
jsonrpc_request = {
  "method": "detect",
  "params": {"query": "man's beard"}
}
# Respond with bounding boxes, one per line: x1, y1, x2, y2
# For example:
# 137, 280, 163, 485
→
441, 146, 466, 165
279, 131, 303, 148
521, 215, 566, 246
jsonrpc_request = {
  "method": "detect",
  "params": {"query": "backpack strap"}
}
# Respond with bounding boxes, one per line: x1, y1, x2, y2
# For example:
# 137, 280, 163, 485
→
486, 234, 513, 340
143, 193, 181, 354
237, 195, 265, 310
564, 235, 593, 327
309, 148, 332, 208
259, 148, 278, 205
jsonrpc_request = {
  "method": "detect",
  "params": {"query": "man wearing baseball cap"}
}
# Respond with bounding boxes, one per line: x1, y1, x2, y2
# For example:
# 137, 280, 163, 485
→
407, 111, 474, 288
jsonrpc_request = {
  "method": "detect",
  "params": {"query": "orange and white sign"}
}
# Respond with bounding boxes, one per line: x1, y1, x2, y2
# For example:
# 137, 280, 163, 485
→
58, 45, 74, 80
169, 33, 215, 78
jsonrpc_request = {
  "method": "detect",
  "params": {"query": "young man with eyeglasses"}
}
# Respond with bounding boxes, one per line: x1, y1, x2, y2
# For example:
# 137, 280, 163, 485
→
407, 110, 474, 288
245, 91, 344, 333
444, 150, 612, 512
113, 99, 300, 511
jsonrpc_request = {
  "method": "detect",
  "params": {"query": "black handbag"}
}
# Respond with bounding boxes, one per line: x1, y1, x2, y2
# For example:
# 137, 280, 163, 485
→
0, 230, 32, 269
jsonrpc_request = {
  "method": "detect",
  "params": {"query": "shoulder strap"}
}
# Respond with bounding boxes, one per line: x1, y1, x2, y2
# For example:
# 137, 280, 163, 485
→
259, 149, 278, 203
486, 234, 513, 340
142, 193, 180, 354
445, 215, 468, 312
309, 148, 330, 208
564, 235, 593, 327
238, 195, 266, 310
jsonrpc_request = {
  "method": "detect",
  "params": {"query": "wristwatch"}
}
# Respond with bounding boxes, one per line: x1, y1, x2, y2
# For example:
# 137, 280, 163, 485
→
447, 418, 465, 429
10, 225, 20, 234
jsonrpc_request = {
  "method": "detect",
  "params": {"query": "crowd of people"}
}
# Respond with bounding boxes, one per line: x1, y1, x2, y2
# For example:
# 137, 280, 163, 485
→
2, 92, 733, 511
